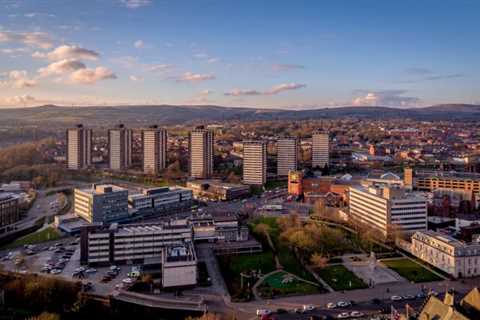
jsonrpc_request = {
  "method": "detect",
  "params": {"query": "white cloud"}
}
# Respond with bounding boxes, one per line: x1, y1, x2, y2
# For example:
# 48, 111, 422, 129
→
224, 83, 306, 96
38, 59, 86, 77
148, 64, 174, 72
352, 90, 420, 107
70, 67, 117, 84
120, 0, 151, 8
33, 45, 99, 61
0, 31, 53, 49
207, 58, 219, 63
1, 95, 36, 106
1, 70, 37, 88
199, 89, 213, 96
177, 72, 215, 82
134, 40, 144, 48
129, 75, 143, 82
266, 83, 306, 94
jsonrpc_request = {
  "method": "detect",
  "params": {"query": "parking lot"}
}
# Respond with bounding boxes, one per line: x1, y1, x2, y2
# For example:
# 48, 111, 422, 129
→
0, 239, 138, 296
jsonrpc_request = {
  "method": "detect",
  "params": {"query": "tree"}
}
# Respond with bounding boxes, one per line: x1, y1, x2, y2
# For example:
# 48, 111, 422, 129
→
28, 312, 60, 320
310, 253, 328, 269
254, 223, 275, 251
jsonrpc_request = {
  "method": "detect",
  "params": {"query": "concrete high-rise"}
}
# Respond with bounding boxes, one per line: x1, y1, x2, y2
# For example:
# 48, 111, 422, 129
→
142, 125, 167, 175
277, 138, 298, 177
108, 124, 132, 171
66, 124, 92, 170
312, 131, 329, 169
243, 141, 267, 186
189, 126, 214, 179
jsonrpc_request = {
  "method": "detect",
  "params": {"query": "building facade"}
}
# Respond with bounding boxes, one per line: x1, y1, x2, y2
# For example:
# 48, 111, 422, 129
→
189, 126, 214, 179
74, 184, 129, 223
243, 140, 267, 185
411, 231, 480, 278
108, 124, 132, 171
186, 180, 250, 201
128, 186, 193, 217
0, 193, 20, 228
277, 138, 298, 177
66, 124, 92, 170
142, 126, 167, 175
312, 131, 329, 169
80, 221, 196, 288
349, 185, 427, 239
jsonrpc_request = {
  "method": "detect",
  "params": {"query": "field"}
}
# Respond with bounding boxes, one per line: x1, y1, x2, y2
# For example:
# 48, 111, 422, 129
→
315, 265, 368, 291
2, 226, 62, 249
381, 258, 443, 283
257, 271, 324, 298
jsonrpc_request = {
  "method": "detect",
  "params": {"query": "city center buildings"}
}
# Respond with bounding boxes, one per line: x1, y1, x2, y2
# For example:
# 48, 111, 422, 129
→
242, 140, 267, 186
66, 124, 92, 170
189, 126, 214, 179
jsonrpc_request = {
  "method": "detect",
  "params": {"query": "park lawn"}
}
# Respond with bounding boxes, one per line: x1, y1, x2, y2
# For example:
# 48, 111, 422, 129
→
316, 265, 368, 291
382, 258, 442, 283
3, 226, 62, 249
258, 271, 323, 297
217, 252, 276, 298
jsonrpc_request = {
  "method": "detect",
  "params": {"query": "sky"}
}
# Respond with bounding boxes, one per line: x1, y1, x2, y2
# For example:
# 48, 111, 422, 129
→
0, 0, 479, 109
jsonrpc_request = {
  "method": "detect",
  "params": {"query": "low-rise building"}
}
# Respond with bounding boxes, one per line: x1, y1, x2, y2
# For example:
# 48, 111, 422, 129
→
0, 192, 21, 228
411, 230, 480, 278
186, 180, 250, 201
162, 243, 197, 289
128, 186, 193, 217
74, 184, 129, 223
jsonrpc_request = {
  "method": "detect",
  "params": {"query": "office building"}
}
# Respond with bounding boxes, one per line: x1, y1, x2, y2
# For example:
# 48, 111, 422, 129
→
312, 131, 329, 169
349, 185, 427, 239
79, 221, 196, 288
66, 124, 92, 170
288, 171, 304, 196
142, 125, 167, 175
0, 192, 20, 228
277, 138, 298, 177
108, 124, 132, 171
243, 140, 267, 185
186, 180, 250, 201
189, 126, 214, 179
411, 231, 480, 278
128, 186, 193, 217
408, 168, 480, 194
74, 184, 129, 223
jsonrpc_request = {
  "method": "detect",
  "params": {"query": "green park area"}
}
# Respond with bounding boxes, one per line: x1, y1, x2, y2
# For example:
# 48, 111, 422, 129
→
381, 258, 443, 283
2, 226, 61, 249
217, 252, 276, 301
257, 271, 324, 298
315, 265, 368, 291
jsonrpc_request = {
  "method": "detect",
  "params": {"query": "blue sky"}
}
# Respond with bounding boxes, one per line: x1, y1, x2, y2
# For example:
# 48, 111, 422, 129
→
0, 0, 479, 108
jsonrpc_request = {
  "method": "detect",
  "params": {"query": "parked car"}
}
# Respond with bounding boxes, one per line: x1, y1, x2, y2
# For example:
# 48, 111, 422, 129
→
350, 311, 364, 318
85, 268, 97, 274
122, 278, 134, 284
326, 302, 336, 309
390, 295, 402, 301
303, 304, 315, 312
50, 269, 62, 274
337, 312, 350, 319
336, 301, 351, 308
256, 309, 272, 316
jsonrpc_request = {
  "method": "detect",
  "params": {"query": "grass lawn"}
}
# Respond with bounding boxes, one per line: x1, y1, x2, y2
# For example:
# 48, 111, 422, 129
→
382, 258, 442, 283
3, 226, 62, 249
258, 271, 324, 297
217, 252, 276, 299
316, 265, 368, 291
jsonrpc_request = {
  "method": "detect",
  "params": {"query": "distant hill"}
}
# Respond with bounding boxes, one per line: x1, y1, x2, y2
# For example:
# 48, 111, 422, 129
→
0, 103, 478, 128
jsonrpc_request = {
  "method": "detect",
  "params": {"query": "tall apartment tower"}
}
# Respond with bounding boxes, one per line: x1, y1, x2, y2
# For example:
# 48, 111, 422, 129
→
277, 138, 298, 177
189, 126, 214, 179
142, 125, 167, 175
66, 124, 92, 170
312, 131, 329, 169
243, 141, 267, 186
108, 124, 132, 171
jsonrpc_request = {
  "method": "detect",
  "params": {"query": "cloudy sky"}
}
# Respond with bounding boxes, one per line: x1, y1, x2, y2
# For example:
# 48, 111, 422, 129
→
0, 0, 479, 108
